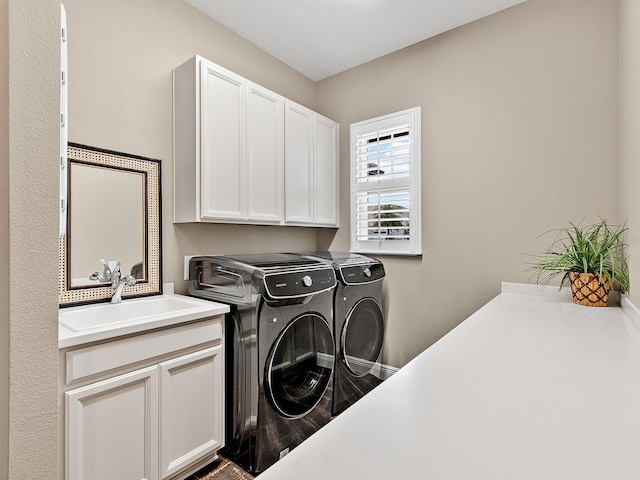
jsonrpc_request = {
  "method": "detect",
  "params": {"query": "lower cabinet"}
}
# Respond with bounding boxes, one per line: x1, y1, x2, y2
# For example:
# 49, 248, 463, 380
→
62, 318, 224, 480
66, 366, 160, 480
159, 347, 223, 479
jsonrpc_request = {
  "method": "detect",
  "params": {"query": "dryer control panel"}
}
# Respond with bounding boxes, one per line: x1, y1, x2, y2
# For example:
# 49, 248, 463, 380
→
338, 263, 385, 285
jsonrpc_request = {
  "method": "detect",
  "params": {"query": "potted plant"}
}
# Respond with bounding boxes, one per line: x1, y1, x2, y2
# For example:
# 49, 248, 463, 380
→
529, 219, 630, 307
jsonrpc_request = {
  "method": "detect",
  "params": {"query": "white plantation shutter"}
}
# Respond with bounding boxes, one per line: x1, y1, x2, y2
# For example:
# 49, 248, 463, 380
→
350, 107, 421, 255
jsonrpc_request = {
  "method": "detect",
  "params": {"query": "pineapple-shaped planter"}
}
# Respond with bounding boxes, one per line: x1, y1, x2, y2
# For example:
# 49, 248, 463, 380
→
568, 272, 611, 307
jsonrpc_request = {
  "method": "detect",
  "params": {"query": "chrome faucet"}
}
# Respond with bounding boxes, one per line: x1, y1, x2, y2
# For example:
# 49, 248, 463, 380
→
89, 259, 113, 283
110, 261, 137, 304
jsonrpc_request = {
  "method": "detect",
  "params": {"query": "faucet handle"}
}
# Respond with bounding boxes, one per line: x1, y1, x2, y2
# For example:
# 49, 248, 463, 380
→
110, 260, 125, 289
111, 260, 123, 277
89, 272, 104, 282
109, 260, 123, 275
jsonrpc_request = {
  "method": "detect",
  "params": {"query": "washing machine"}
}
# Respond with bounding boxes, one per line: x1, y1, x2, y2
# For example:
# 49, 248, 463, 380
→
304, 252, 385, 416
188, 253, 337, 474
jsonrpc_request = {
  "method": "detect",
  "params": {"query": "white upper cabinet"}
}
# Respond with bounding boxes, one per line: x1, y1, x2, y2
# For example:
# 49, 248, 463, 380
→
200, 61, 246, 220
285, 101, 339, 227
246, 82, 285, 223
313, 114, 339, 226
284, 102, 314, 224
173, 55, 337, 227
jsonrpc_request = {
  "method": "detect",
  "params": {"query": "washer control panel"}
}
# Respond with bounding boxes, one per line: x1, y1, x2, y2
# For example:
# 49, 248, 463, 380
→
263, 268, 337, 299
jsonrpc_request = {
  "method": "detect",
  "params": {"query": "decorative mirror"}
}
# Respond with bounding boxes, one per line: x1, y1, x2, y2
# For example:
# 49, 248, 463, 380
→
59, 143, 162, 306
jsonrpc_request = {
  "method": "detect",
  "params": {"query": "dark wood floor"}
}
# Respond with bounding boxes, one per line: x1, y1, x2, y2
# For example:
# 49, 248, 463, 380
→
188, 374, 384, 478
185, 456, 253, 480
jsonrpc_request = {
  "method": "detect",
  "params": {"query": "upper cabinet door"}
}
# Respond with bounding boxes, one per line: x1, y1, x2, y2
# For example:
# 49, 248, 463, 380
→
246, 83, 284, 223
284, 102, 315, 224
285, 101, 339, 227
314, 116, 339, 226
200, 61, 246, 220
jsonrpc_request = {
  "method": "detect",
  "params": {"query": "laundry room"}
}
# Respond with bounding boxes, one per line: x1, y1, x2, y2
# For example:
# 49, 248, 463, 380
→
58, 0, 624, 372
4, 0, 640, 479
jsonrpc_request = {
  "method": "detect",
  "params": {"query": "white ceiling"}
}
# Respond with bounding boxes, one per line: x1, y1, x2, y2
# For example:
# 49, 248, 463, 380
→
184, 0, 527, 81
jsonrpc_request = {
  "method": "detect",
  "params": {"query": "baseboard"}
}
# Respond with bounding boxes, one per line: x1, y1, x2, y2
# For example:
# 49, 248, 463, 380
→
344, 355, 399, 380
369, 362, 399, 380
315, 353, 399, 380
317, 352, 334, 369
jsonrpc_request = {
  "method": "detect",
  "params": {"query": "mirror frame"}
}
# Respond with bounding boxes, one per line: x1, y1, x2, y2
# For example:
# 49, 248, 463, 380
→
59, 143, 163, 306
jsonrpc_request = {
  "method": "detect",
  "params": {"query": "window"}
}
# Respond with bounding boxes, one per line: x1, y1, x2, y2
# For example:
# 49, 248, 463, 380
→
350, 107, 421, 255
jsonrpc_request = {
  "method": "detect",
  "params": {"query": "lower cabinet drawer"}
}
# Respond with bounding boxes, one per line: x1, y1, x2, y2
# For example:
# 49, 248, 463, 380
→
65, 317, 222, 385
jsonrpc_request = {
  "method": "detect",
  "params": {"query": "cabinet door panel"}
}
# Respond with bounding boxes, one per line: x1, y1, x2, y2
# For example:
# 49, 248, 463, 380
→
65, 366, 159, 480
159, 346, 224, 479
314, 117, 338, 226
200, 63, 245, 220
285, 104, 314, 223
247, 84, 284, 223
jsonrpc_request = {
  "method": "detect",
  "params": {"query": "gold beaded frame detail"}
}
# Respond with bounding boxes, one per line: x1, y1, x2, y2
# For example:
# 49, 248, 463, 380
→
59, 143, 162, 306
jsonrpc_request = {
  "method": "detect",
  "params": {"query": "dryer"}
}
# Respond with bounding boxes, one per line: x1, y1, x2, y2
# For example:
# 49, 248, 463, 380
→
304, 252, 385, 416
188, 253, 337, 474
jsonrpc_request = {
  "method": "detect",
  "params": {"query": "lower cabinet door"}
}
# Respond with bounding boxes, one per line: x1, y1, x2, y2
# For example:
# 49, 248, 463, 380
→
159, 346, 224, 479
65, 366, 159, 480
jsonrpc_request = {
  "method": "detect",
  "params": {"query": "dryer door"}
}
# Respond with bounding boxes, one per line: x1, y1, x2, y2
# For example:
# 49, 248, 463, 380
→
265, 313, 334, 419
342, 298, 384, 376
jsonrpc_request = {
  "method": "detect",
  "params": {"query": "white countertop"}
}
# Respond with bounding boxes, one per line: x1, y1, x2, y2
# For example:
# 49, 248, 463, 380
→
58, 294, 229, 349
258, 283, 640, 480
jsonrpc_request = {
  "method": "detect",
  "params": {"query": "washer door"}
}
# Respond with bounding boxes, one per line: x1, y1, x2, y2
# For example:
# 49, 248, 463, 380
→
266, 313, 334, 419
342, 298, 384, 377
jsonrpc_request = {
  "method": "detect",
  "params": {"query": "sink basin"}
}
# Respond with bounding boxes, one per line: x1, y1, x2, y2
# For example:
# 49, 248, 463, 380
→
59, 295, 216, 332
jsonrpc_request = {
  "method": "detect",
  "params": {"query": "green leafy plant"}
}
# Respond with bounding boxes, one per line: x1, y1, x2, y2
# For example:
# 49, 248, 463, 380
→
367, 204, 410, 239
529, 219, 630, 293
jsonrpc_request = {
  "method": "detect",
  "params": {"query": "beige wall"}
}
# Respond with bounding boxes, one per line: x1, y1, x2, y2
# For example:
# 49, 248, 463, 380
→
0, 0, 8, 475
318, 0, 620, 367
620, 0, 640, 307
63, 0, 324, 296
1, 1, 60, 478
